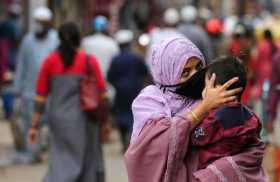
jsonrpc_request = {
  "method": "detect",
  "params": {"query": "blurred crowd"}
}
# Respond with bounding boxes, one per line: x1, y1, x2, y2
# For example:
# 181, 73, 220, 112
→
1, 0, 280, 181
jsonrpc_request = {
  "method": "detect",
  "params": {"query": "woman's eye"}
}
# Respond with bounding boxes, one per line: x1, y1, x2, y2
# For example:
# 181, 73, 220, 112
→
182, 70, 190, 77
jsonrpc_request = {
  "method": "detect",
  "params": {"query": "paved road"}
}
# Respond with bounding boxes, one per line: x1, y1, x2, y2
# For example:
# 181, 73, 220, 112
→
0, 121, 275, 182
0, 122, 128, 182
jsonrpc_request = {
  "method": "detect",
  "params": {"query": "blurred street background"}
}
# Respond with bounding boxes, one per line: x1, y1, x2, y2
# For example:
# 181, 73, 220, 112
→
1, 0, 280, 181
0, 121, 128, 182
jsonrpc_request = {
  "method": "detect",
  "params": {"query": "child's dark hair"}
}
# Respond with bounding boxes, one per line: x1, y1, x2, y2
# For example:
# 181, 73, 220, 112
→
207, 56, 247, 100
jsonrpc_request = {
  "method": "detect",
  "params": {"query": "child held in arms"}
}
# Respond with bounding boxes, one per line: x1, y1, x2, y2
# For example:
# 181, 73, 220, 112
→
188, 56, 264, 169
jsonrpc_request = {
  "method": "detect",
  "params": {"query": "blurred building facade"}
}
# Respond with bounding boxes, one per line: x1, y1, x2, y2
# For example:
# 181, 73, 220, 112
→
49, 0, 117, 35
1, 0, 280, 36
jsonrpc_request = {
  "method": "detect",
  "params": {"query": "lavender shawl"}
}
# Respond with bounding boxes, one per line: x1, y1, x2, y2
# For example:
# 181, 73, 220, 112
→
131, 38, 205, 142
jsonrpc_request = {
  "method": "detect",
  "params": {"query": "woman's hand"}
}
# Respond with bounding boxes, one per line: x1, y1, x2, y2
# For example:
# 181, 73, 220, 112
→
187, 73, 242, 126
28, 127, 39, 145
28, 112, 42, 144
101, 122, 112, 143
201, 73, 242, 111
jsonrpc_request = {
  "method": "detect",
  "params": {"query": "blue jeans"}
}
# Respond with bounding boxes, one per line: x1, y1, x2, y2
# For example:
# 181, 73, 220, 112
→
1, 89, 15, 119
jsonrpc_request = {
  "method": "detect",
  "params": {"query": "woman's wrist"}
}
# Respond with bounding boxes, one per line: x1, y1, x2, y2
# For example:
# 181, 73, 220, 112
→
31, 112, 41, 129
200, 99, 212, 112
31, 120, 40, 129
187, 101, 211, 126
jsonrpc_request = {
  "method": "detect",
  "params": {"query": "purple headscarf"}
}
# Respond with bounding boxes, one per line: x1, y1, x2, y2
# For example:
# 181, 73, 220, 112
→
131, 37, 206, 142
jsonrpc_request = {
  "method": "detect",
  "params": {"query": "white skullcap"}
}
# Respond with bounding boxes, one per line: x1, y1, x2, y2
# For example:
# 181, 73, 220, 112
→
138, 33, 150, 46
163, 8, 179, 25
224, 16, 238, 36
234, 24, 245, 35
115, 29, 134, 44
199, 7, 212, 20
181, 5, 198, 22
33, 7, 52, 21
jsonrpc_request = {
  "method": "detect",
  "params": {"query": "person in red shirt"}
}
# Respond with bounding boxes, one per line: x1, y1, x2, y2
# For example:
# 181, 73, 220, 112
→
256, 29, 277, 97
229, 24, 257, 105
267, 47, 280, 182
229, 25, 243, 57
28, 22, 107, 182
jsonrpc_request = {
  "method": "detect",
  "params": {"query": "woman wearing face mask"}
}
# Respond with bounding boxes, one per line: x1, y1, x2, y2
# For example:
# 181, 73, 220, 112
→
125, 38, 267, 182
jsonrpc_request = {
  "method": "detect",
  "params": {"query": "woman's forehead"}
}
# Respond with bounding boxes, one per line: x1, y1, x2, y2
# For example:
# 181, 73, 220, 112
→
184, 57, 201, 67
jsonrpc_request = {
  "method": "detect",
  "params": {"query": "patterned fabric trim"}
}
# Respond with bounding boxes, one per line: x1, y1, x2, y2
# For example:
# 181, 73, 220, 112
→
33, 95, 47, 102
208, 164, 228, 182
226, 157, 246, 182
164, 119, 177, 182
101, 92, 109, 99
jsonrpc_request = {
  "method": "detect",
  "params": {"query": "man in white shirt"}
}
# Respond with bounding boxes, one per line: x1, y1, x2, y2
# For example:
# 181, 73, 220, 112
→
81, 16, 119, 77
13, 6, 59, 164
147, 8, 185, 65
149, 8, 184, 45
178, 5, 213, 63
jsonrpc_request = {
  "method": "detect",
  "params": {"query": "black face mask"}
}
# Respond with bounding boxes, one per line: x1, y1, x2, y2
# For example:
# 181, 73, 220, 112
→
35, 28, 50, 39
174, 68, 206, 100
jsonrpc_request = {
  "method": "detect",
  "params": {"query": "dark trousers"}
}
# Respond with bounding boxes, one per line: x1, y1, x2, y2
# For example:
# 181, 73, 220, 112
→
118, 125, 131, 153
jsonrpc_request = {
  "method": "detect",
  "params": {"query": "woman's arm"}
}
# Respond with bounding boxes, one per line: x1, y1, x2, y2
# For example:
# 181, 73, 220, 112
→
31, 95, 47, 128
28, 95, 47, 144
125, 116, 193, 182
193, 142, 268, 182
28, 57, 51, 144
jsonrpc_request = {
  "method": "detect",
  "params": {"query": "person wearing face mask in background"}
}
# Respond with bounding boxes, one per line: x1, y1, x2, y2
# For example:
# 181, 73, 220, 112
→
12, 6, 59, 164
